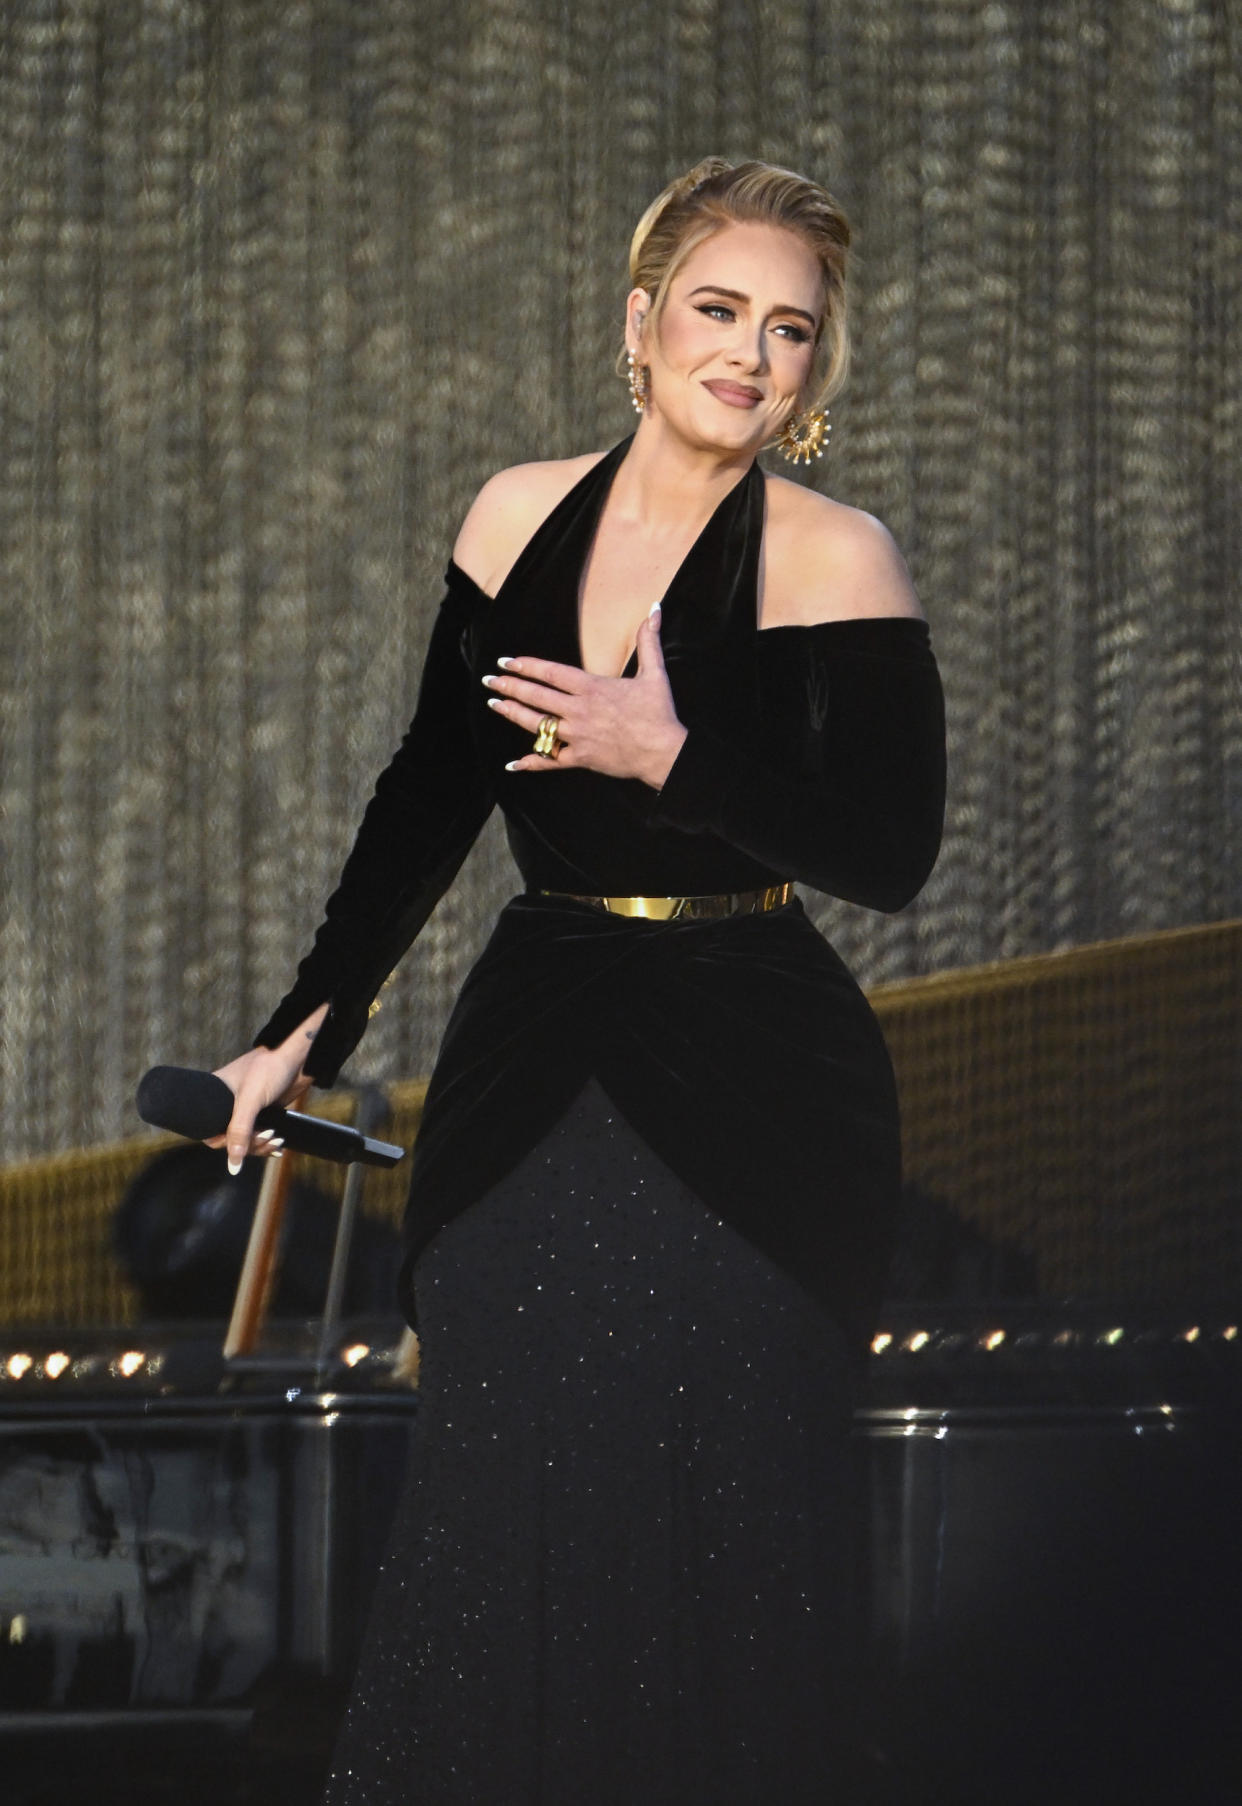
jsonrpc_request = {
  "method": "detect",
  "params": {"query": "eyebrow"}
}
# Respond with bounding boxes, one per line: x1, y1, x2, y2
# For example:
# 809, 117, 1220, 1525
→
687, 285, 818, 328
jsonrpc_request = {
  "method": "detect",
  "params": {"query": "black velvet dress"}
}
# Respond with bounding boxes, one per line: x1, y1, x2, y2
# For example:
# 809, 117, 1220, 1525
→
255, 438, 946, 1803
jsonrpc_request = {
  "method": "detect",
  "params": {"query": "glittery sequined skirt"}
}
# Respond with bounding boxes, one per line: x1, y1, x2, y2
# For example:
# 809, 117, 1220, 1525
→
325, 1077, 864, 1806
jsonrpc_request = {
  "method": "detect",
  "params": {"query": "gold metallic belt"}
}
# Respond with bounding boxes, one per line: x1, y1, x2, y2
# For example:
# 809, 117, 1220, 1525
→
536, 883, 794, 921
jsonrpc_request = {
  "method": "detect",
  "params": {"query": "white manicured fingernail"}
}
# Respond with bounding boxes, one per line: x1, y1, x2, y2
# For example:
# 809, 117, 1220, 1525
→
487, 697, 504, 710
505, 760, 523, 771
648, 601, 662, 620
497, 656, 516, 669
270, 1138, 285, 1150
228, 1157, 242, 1176
256, 1129, 275, 1142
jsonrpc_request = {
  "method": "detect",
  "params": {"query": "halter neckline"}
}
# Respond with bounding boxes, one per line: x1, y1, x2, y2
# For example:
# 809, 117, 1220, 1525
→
571, 440, 762, 677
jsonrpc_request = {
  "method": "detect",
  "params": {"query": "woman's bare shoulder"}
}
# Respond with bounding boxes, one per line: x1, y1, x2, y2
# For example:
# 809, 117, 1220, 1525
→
452, 452, 609, 597
761, 473, 925, 626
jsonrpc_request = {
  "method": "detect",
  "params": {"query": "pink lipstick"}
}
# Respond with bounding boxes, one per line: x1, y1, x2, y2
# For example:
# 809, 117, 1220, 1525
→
703, 380, 763, 409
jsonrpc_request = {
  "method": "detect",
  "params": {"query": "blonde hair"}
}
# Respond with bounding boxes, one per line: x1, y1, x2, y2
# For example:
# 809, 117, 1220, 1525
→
627, 157, 853, 410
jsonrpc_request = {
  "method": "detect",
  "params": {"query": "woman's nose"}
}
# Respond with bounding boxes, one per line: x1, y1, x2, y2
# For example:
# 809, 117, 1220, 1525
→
727, 327, 766, 372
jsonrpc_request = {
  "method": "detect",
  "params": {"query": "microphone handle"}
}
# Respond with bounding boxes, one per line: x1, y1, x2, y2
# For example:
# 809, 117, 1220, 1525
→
251, 1102, 405, 1168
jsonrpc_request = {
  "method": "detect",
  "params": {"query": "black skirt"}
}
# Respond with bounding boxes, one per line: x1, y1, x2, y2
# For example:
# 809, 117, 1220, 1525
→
326, 1077, 864, 1806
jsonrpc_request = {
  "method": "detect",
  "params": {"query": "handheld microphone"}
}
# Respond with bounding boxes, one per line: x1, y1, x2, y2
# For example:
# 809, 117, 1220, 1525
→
136, 1066, 406, 1168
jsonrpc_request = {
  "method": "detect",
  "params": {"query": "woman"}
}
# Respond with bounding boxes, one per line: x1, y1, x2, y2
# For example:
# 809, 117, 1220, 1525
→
214, 159, 945, 1803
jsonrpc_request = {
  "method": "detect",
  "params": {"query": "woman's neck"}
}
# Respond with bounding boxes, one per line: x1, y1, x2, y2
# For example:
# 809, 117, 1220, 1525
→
609, 417, 756, 539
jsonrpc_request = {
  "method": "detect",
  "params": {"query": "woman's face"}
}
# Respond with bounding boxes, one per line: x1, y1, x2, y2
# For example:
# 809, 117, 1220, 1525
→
629, 221, 823, 456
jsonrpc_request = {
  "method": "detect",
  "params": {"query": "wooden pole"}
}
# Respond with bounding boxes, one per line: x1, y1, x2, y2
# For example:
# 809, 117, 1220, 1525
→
224, 1152, 294, 1359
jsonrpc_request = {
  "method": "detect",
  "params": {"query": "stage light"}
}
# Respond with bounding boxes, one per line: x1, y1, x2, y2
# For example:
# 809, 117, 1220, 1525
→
342, 1342, 370, 1367
871, 1332, 893, 1354
981, 1329, 1006, 1351
1101, 1327, 1124, 1346
1222, 1326, 1238, 1341
1181, 1325, 1200, 1342
8, 1615, 26, 1645
905, 1331, 930, 1352
44, 1352, 70, 1378
5, 1354, 32, 1379
116, 1350, 145, 1377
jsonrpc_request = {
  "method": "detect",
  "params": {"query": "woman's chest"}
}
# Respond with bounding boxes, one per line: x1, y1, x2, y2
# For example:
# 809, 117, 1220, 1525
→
576, 513, 724, 680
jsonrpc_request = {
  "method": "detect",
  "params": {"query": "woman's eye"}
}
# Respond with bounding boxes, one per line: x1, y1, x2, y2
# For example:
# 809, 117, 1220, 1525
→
693, 303, 810, 342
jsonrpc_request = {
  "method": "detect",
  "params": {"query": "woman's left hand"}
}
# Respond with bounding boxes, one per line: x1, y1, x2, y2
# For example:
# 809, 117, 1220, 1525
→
483, 604, 688, 789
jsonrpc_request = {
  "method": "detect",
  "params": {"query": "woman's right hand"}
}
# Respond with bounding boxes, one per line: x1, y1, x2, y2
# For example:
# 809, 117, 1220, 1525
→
205, 1003, 329, 1173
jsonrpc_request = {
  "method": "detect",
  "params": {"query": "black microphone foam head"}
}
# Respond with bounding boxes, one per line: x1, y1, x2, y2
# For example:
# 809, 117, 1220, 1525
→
136, 1066, 235, 1141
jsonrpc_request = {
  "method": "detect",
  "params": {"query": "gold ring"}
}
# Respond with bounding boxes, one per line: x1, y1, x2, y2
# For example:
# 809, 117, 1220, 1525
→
533, 714, 561, 759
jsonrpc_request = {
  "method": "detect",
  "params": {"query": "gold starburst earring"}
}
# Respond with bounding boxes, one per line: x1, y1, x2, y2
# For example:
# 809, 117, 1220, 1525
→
777, 407, 831, 464
626, 349, 649, 413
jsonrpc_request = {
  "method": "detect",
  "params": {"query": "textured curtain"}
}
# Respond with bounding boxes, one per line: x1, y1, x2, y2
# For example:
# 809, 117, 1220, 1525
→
2, 0, 1239, 1160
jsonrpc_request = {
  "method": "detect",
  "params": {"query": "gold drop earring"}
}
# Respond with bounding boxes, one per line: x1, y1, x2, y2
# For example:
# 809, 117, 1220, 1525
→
626, 349, 649, 413
777, 406, 831, 464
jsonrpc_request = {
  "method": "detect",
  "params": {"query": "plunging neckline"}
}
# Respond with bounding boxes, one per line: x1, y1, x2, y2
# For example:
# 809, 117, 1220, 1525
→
572, 443, 759, 680
442, 439, 931, 658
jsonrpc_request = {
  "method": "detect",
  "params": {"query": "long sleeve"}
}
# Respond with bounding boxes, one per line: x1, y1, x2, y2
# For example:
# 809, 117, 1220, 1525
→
651, 618, 946, 912
253, 575, 494, 1084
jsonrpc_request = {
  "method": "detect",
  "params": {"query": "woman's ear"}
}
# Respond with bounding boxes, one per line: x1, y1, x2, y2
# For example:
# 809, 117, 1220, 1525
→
625, 287, 653, 352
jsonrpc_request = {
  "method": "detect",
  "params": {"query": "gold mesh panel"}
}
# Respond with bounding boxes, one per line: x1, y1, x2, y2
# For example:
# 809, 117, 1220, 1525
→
872, 919, 1242, 1302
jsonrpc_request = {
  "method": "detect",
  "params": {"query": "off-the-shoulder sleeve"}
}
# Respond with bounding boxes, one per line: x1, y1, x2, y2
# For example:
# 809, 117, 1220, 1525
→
253, 571, 494, 1084
651, 618, 945, 912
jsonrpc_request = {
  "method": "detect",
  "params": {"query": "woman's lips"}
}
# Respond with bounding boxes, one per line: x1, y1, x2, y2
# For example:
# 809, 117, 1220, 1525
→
703, 380, 763, 409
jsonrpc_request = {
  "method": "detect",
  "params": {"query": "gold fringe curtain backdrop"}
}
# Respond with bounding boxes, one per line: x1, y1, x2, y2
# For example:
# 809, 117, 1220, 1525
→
1, 0, 1239, 1160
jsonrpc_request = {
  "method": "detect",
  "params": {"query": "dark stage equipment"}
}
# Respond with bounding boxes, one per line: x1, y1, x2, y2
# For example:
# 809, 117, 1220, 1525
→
0, 1308, 1238, 1805
112, 1142, 400, 1321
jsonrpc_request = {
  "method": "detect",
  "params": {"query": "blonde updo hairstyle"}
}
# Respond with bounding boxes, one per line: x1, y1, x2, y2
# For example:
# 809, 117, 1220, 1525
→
626, 157, 853, 422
